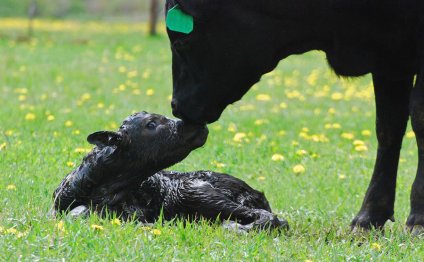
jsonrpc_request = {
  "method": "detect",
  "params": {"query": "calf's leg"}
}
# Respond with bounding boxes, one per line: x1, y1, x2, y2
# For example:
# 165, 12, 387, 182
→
351, 73, 413, 230
177, 182, 287, 231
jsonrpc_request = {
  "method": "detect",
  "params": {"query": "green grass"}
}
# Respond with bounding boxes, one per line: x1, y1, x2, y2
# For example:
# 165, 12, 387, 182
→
0, 19, 422, 260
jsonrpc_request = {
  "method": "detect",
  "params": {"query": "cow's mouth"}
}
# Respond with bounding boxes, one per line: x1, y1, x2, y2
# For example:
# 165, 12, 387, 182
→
183, 123, 209, 148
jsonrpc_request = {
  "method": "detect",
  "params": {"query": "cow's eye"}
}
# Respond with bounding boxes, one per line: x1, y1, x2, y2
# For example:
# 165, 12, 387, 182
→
146, 121, 156, 130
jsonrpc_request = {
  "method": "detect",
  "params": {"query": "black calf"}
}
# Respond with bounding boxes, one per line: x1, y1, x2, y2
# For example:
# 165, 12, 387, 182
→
53, 112, 286, 231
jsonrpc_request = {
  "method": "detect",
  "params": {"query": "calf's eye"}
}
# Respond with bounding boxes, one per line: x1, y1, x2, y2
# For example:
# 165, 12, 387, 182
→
146, 121, 156, 130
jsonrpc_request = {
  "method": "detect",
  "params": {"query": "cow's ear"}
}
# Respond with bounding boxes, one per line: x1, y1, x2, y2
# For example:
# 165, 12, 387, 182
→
175, 0, 220, 20
87, 131, 123, 148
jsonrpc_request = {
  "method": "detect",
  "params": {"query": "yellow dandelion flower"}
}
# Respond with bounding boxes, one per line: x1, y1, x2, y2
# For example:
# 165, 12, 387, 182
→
109, 122, 118, 129
293, 164, 305, 174
97, 103, 105, 109
118, 84, 126, 91
331, 92, 343, 101
296, 149, 308, 156
127, 70, 138, 78
406, 131, 415, 138
341, 132, 354, 140
18, 95, 26, 101
311, 153, 319, 159
256, 94, 271, 101
142, 70, 151, 79
332, 123, 341, 129
6, 184, 16, 190
233, 132, 247, 143
110, 218, 121, 225
75, 148, 91, 153
146, 89, 155, 96
5, 130, 14, 136
14, 88, 28, 94
91, 224, 104, 231
278, 130, 286, 137
56, 220, 65, 232
152, 229, 161, 235
328, 108, 336, 115
81, 93, 91, 101
6, 228, 18, 235
66, 162, 75, 167
55, 75, 64, 84
361, 130, 372, 136
258, 176, 266, 181
211, 160, 226, 168
338, 174, 346, 180
279, 102, 288, 109
72, 130, 81, 135
254, 119, 268, 126
371, 243, 381, 251
227, 123, 237, 133
292, 141, 299, 146
65, 120, 73, 127
25, 113, 36, 121
355, 145, 368, 152
271, 154, 285, 161
353, 140, 365, 146
47, 115, 55, 121
0, 142, 6, 151
118, 66, 126, 73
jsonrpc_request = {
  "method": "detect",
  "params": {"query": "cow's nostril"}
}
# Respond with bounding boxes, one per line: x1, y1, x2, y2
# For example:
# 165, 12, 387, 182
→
171, 99, 183, 119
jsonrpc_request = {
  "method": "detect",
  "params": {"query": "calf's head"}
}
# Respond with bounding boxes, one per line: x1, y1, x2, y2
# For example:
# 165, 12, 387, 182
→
87, 111, 208, 177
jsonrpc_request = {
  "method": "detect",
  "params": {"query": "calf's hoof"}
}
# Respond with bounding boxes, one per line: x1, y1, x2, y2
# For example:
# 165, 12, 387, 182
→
69, 205, 89, 218
406, 214, 424, 235
253, 212, 289, 232
351, 210, 394, 231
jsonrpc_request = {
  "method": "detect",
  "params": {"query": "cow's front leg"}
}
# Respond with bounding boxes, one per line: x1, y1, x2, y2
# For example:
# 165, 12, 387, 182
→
351, 73, 413, 230
407, 66, 424, 234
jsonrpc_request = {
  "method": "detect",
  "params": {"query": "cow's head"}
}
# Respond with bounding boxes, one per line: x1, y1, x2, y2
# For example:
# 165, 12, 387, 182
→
166, 1, 283, 124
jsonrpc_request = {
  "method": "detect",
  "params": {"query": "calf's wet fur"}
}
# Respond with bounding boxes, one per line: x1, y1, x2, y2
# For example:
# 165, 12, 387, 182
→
53, 112, 286, 231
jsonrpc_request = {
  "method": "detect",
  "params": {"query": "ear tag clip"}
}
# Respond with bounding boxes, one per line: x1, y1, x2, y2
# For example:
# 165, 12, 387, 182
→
166, 4, 194, 34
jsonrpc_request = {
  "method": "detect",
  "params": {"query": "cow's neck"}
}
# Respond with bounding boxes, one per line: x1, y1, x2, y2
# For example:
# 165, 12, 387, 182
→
261, 0, 334, 57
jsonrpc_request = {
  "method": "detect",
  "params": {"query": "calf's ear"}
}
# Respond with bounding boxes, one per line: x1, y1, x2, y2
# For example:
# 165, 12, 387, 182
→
87, 131, 123, 148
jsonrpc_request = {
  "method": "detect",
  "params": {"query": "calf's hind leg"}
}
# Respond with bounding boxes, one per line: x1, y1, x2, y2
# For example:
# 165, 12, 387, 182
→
351, 73, 413, 230
407, 65, 424, 233
179, 182, 287, 231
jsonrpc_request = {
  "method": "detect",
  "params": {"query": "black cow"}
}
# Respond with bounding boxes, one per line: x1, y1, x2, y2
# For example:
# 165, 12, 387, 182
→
165, 0, 424, 232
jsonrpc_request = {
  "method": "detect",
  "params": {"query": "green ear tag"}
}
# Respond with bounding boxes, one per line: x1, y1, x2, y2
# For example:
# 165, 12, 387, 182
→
166, 5, 194, 34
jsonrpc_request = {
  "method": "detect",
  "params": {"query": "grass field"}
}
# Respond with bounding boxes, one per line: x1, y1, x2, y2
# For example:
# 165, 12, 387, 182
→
1, 19, 423, 260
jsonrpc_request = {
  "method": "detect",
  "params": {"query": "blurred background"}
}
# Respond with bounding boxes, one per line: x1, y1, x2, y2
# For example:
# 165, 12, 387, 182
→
0, 0, 162, 34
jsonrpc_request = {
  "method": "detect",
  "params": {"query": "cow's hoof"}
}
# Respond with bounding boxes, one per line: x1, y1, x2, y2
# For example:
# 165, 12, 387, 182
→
351, 210, 394, 231
406, 214, 424, 235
